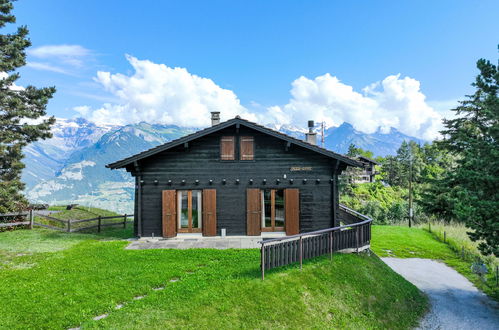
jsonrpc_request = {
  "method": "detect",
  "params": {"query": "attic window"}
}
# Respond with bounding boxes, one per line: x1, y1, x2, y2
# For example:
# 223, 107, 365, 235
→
220, 136, 235, 160
240, 136, 254, 161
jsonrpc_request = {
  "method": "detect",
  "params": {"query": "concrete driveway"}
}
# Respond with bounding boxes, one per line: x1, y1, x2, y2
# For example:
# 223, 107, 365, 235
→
382, 258, 499, 330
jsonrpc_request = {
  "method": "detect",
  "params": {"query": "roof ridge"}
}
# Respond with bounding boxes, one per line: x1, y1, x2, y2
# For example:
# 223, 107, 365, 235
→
106, 117, 362, 169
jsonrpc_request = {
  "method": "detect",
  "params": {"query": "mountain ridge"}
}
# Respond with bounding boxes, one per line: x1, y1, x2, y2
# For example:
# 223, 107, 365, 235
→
23, 118, 425, 212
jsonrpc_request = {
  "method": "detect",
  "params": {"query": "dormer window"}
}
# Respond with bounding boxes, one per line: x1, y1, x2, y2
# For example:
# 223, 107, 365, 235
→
220, 136, 235, 160
240, 136, 254, 160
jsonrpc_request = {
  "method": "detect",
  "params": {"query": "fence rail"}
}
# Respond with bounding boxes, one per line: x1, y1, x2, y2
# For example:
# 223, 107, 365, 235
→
34, 213, 134, 233
259, 204, 372, 279
0, 210, 34, 229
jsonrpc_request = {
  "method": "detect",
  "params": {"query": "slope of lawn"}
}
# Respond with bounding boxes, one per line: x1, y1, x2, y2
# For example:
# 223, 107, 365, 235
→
35, 206, 127, 232
371, 225, 498, 300
0, 228, 427, 329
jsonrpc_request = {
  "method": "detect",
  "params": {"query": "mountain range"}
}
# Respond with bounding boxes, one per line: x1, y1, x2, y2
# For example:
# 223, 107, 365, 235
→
23, 117, 424, 213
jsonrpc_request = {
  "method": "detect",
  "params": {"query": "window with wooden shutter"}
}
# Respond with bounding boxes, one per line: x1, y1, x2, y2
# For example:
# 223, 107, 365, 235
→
220, 136, 235, 160
240, 136, 254, 160
246, 188, 262, 236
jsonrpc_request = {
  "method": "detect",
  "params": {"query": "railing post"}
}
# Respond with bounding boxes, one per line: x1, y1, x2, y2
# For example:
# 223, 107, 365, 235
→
67, 218, 71, 233
299, 236, 303, 270
261, 243, 265, 280
29, 210, 34, 230
329, 231, 333, 261
123, 214, 127, 229
98, 215, 102, 233
356, 225, 360, 253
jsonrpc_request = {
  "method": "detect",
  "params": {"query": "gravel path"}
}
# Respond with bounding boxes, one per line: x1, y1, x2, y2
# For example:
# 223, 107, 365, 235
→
382, 258, 499, 330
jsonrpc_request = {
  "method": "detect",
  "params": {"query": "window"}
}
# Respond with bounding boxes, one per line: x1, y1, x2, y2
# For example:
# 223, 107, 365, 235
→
240, 136, 254, 160
261, 189, 285, 231
177, 190, 202, 233
220, 136, 235, 160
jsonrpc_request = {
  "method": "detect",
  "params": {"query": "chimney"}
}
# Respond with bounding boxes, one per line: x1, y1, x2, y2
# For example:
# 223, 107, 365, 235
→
305, 120, 317, 145
211, 111, 220, 126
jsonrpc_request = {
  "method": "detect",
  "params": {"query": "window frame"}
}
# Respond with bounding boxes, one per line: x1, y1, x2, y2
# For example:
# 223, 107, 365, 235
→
261, 188, 285, 232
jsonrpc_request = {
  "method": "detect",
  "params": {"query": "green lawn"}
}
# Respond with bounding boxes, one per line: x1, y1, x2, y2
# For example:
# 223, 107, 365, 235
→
371, 225, 499, 300
0, 227, 427, 329
35, 206, 127, 232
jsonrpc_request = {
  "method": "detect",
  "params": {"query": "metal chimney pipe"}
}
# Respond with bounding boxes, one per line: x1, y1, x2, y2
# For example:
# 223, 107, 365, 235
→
305, 120, 317, 145
211, 111, 220, 126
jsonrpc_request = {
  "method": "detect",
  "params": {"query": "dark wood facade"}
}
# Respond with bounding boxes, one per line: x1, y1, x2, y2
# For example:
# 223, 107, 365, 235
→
107, 118, 361, 237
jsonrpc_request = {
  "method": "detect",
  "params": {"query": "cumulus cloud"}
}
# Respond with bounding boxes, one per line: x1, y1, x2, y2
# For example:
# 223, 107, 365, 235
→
79, 55, 256, 127
264, 73, 443, 140
76, 55, 442, 140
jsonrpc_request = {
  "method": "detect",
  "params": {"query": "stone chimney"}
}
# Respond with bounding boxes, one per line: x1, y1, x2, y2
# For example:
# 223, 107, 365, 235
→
305, 120, 317, 145
211, 111, 220, 126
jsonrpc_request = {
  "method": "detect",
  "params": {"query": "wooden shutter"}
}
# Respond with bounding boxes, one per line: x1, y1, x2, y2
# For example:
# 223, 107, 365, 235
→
246, 188, 261, 236
202, 189, 217, 236
220, 136, 235, 160
240, 136, 254, 160
162, 190, 177, 238
285, 189, 300, 235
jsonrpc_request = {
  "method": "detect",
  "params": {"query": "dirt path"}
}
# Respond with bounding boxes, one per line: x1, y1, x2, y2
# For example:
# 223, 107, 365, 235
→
382, 258, 499, 330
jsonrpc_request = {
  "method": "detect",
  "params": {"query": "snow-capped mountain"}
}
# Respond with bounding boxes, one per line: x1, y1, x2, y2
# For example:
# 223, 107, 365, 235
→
21, 118, 117, 188
23, 118, 424, 212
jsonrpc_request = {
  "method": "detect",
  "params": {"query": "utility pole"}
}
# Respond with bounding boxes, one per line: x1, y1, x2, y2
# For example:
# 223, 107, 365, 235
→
408, 151, 413, 228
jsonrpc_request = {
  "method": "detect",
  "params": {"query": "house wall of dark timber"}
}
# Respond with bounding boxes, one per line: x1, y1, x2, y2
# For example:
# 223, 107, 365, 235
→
127, 126, 347, 237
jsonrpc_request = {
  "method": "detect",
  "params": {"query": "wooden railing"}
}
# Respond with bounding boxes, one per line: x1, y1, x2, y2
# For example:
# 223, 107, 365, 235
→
0, 211, 34, 229
259, 204, 372, 279
34, 213, 134, 233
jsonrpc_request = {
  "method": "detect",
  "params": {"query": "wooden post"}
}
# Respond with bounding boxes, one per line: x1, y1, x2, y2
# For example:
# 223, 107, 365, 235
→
444, 231, 446, 243
429, 222, 431, 233
67, 218, 71, 233
299, 236, 303, 270
496, 266, 498, 287
261, 244, 265, 280
29, 210, 34, 229
123, 214, 127, 229
98, 215, 102, 233
329, 231, 333, 261
356, 226, 360, 253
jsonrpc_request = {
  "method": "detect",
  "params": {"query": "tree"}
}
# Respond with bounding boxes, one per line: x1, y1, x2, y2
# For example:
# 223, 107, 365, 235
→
438, 55, 498, 256
0, 0, 55, 212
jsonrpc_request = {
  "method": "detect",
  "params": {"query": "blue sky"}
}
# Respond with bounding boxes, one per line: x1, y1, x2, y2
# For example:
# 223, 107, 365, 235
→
11, 0, 499, 139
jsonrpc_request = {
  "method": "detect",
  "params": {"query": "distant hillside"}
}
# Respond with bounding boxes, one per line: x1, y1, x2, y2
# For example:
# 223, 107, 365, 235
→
23, 118, 424, 212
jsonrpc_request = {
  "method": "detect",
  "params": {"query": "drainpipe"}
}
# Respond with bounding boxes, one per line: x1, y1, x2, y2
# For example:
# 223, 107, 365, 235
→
137, 175, 143, 237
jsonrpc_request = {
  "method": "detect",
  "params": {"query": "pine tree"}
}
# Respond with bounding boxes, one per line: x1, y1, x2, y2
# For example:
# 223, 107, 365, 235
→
439, 55, 498, 256
0, 0, 55, 212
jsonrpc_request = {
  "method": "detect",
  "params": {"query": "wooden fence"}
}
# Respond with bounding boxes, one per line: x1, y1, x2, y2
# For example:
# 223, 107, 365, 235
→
0, 210, 34, 229
259, 205, 372, 279
34, 213, 134, 233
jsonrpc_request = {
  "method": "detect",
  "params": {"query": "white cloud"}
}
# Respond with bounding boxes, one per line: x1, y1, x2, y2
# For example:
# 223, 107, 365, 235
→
27, 45, 92, 72
264, 73, 443, 140
26, 61, 70, 75
76, 56, 443, 140
78, 55, 256, 127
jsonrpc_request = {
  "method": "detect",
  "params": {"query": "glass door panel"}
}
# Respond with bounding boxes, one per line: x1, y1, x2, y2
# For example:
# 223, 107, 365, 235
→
261, 189, 285, 232
177, 190, 202, 233
274, 189, 285, 228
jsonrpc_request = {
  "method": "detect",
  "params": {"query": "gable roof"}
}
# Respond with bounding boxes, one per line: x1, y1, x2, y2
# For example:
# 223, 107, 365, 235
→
106, 116, 363, 169
357, 156, 379, 165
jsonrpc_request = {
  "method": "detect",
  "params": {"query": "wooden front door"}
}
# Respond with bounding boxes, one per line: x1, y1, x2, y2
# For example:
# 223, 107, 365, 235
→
177, 190, 202, 233
162, 190, 177, 238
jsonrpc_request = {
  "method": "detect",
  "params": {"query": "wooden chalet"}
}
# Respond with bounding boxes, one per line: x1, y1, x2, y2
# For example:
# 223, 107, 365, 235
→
106, 113, 363, 238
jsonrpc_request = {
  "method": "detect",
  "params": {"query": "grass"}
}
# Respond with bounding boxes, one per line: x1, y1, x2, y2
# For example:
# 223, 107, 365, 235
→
371, 225, 499, 301
36, 206, 126, 232
0, 227, 427, 329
